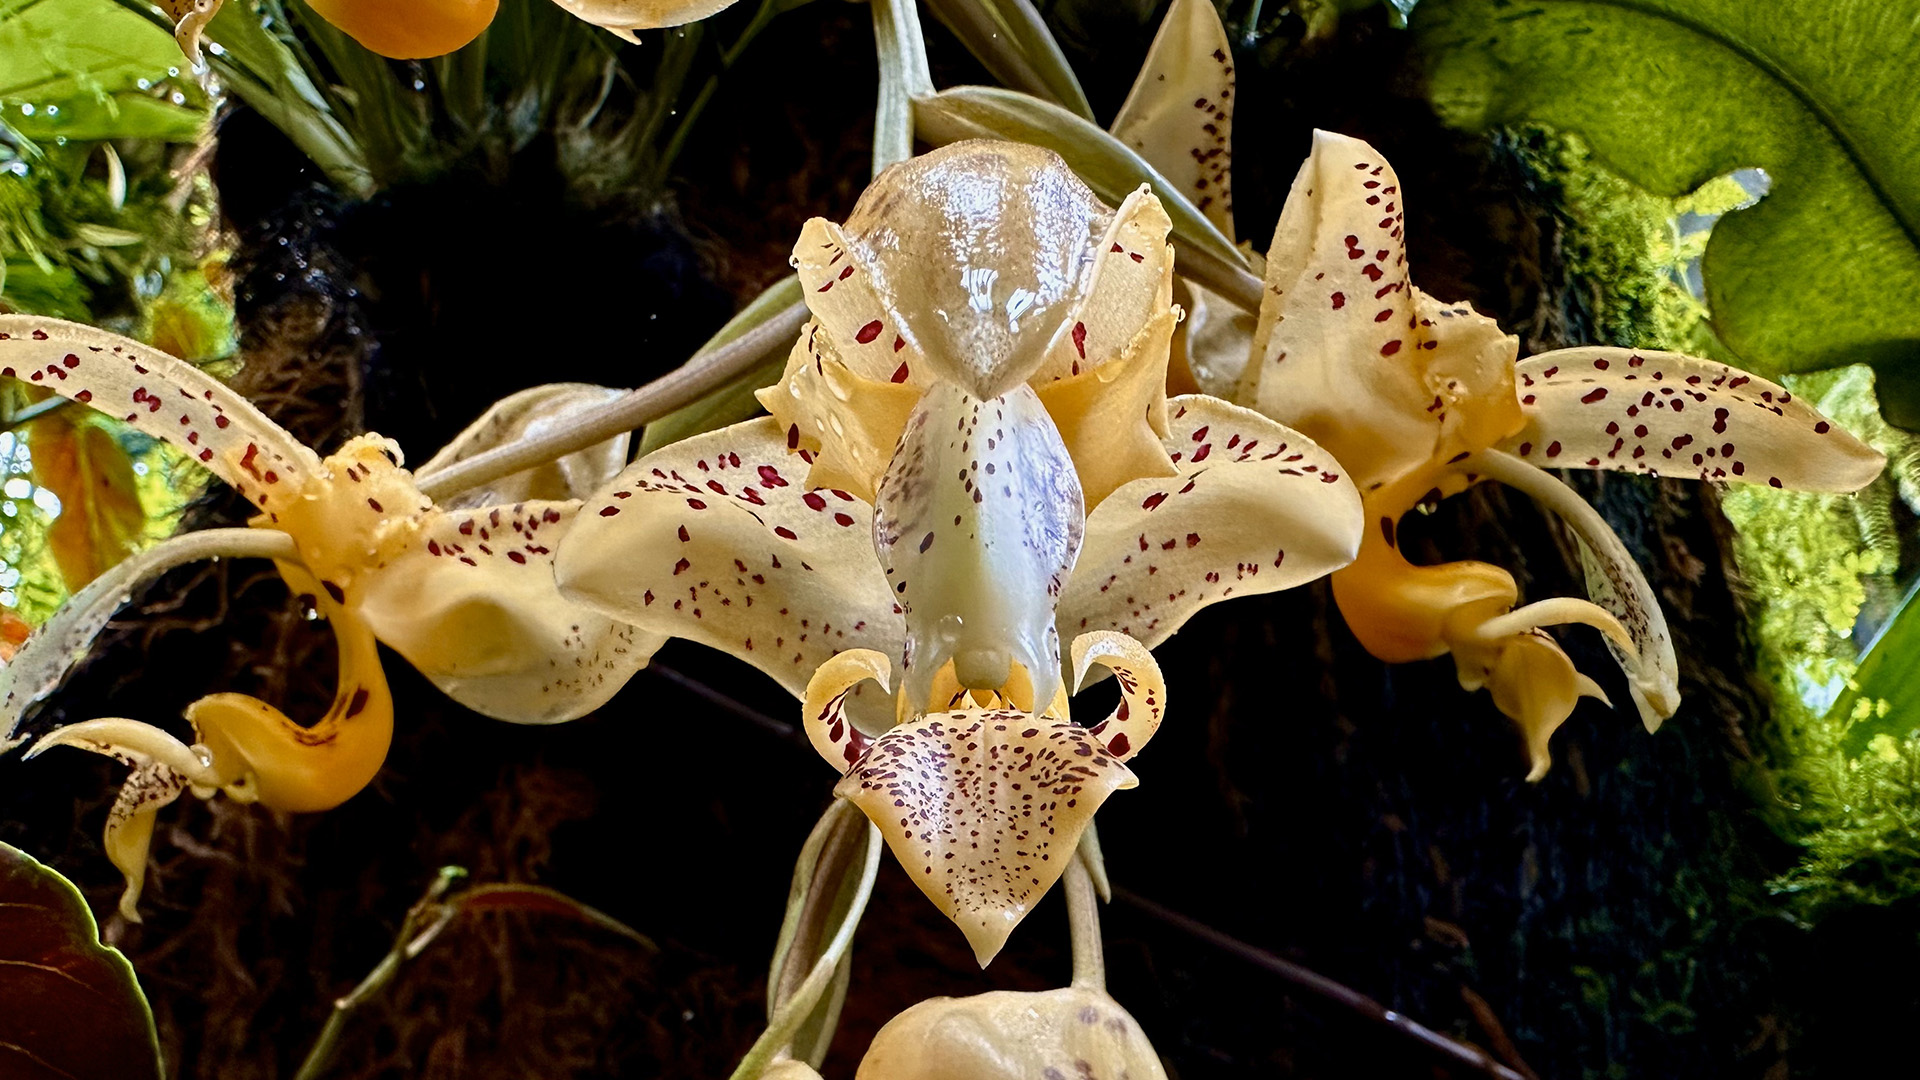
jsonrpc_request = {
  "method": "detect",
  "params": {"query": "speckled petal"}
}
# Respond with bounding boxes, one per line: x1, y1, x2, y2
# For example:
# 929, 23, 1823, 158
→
1030, 187, 1181, 509
0, 315, 318, 509
356, 501, 660, 724
1060, 395, 1362, 649
416, 383, 632, 508
1245, 130, 1428, 491
1109, 0, 1236, 240
802, 649, 890, 770
1497, 347, 1885, 491
841, 141, 1114, 400
835, 707, 1137, 967
554, 417, 902, 726
875, 382, 1084, 718
757, 324, 922, 503
160, 0, 222, 62
1071, 631, 1165, 761
28, 719, 204, 921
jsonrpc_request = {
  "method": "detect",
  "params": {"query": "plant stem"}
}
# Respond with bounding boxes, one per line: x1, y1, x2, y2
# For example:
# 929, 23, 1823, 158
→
871, 0, 935, 176
1111, 886, 1532, 1080
291, 867, 467, 1080
1064, 843, 1104, 992
729, 817, 882, 1079
651, 0, 788, 185
414, 297, 807, 502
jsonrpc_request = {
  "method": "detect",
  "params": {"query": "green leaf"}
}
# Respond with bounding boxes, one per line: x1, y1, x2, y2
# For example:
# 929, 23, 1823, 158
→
1415, 0, 1920, 425
1830, 582, 1920, 755
0, 0, 206, 144
925, 0, 1095, 122
0, 841, 163, 1080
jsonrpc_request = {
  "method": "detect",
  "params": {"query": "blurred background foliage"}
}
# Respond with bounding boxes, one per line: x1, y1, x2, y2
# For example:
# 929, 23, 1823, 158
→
1, 0, 1918, 1075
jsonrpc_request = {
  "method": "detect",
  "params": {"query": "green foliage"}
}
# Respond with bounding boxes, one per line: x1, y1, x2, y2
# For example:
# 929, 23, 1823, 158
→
0, 0, 207, 147
1505, 127, 1745, 357
1721, 367, 1920, 916
176, 0, 797, 201
1, 137, 209, 324
1415, 0, 1920, 428
0, 841, 163, 1080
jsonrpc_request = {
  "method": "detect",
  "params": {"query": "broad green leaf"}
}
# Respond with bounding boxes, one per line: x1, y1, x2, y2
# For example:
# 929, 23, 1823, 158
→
0, 0, 206, 144
0, 841, 163, 1080
28, 411, 145, 593
1415, 0, 1920, 426
1830, 583, 1920, 755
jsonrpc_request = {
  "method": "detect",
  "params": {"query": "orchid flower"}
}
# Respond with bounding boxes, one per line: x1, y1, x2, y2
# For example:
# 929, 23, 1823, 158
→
1090, 0, 1883, 776
0, 316, 659, 918
1219, 132, 1883, 777
555, 140, 1364, 964
159, 0, 744, 63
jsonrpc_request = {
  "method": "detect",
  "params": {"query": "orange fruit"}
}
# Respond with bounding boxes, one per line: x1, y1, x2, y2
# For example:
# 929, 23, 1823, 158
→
304, 0, 499, 59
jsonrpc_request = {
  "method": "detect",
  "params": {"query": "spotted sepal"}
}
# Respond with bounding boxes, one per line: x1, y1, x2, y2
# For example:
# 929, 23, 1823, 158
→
0, 315, 318, 510
874, 383, 1084, 721
1109, 0, 1236, 240
802, 649, 890, 770
554, 417, 902, 727
1060, 395, 1362, 650
1498, 347, 1885, 492
1071, 631, 1165, 762
355, 500, 661, 724
1245, 131, 1437, 493
834, 706, 1138, 967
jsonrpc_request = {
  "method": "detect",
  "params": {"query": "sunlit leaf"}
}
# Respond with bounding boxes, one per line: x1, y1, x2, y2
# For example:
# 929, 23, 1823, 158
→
1830, 584, 1920, 755
28, 410, 145, 593
1416, 0, 1920, 426
0, 0, 207, 144
0, 841, 163, 1080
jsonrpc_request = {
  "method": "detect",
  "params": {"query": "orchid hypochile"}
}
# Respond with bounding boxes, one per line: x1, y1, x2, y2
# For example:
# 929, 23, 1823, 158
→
1219, 130, 1886, 777
556, 141, 1364, 964
0, 317, 655, 918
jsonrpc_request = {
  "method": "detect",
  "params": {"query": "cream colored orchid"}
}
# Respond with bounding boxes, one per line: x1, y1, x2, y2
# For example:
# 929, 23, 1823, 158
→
1187, 129, 1884, 777
159, 0, 744, 64
556, 140, 1364, 964
0, 316, 658, 918
1091, 0, 1883, 777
